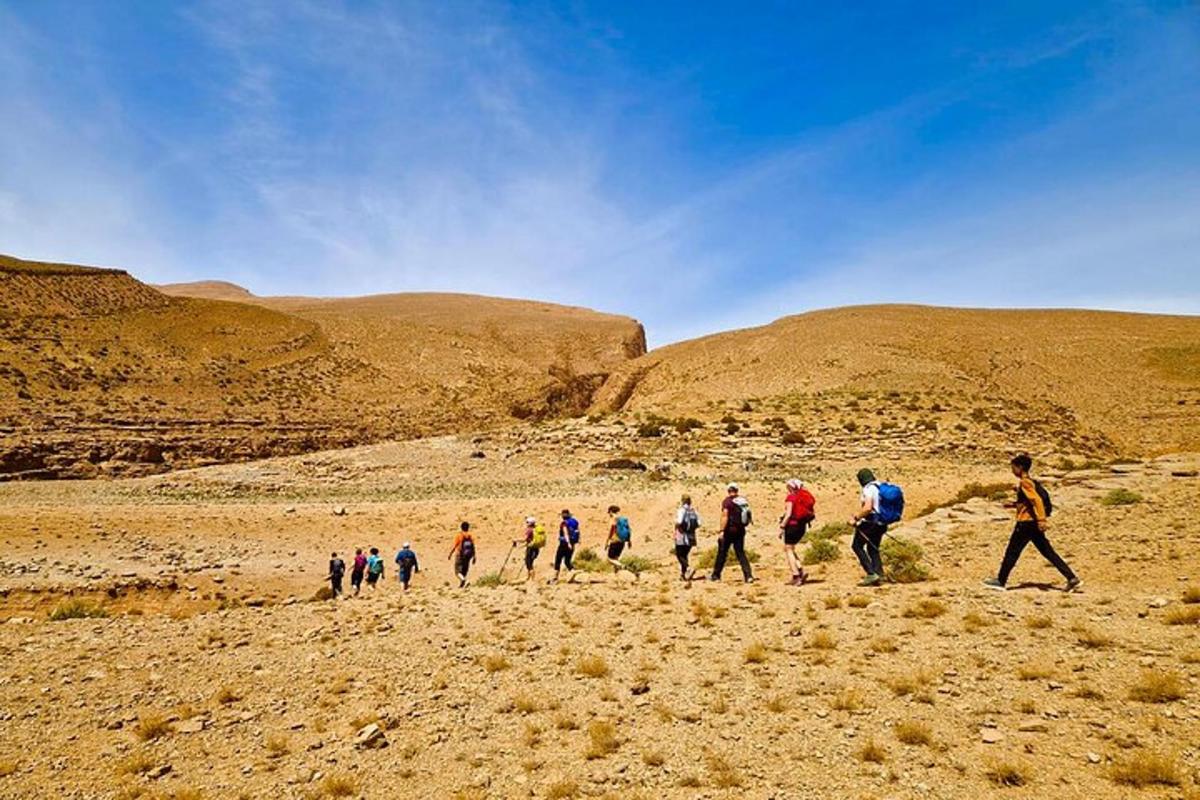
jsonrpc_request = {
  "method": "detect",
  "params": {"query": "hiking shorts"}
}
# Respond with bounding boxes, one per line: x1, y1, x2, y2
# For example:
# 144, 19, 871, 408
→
524, 546, 540, 570
350, 570, 364, 587
366, 572, 380, 585
554, 542, 574, 571
607, 541, 626, 560
783, 520, 808, 546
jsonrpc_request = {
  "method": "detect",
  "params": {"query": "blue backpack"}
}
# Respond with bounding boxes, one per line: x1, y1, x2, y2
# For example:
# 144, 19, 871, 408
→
876, 482, 905, 525
615, 516, 632, 542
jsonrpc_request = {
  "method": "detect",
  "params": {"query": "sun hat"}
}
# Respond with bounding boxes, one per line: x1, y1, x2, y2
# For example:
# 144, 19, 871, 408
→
786, 478, 803, 489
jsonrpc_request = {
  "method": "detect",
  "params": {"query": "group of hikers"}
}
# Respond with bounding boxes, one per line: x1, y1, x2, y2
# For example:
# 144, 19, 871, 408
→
325, 453, 1080, 597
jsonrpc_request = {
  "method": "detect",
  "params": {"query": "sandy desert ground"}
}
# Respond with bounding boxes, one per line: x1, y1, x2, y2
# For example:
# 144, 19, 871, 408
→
0, 424, 1197, 799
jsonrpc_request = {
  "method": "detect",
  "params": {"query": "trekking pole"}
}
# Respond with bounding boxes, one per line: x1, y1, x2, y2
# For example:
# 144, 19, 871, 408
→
497, 542, 517, 582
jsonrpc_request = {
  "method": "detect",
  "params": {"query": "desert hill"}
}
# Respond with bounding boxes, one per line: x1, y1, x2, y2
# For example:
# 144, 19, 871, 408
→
593, 305, 1200, 457
156, 280, 255, 302
0, 255, 644, 479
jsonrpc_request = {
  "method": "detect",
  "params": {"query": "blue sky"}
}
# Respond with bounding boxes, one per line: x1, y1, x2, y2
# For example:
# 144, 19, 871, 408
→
1, 1, 1197, 345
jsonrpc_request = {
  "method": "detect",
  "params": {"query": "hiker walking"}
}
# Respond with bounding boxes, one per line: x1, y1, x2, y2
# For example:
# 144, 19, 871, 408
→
448, 522, 477, 588
365, 547, 384, 590
327, 552, 346, 599
605, 505, 633, 571
780, 478, 815, 586
552, 509, 579, 582
514, 516, 545, 582
984, 453, 1080, 592
674, 494, 701, 580
710, 483, 754, 583
350, 548, 367, 596
394, 542, 420, 591
848, 468, 904, 587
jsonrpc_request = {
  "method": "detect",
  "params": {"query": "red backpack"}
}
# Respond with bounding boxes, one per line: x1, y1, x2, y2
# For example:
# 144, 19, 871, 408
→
788, 488, 816, 524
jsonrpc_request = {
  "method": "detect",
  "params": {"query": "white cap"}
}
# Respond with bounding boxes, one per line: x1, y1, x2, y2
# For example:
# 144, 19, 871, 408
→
525, 516, 536, 525
786, 478, 803, 489
727, 482, 739, 492
402, 542, 410, 549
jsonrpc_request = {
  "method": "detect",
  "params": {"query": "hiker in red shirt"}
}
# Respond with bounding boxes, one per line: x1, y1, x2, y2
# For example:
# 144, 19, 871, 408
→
779, 478, 816, 585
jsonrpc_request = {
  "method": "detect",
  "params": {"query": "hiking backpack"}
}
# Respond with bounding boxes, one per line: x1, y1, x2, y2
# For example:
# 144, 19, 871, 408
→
680, 507, 700, 534
530, 524, 547, 549
733, 496, 753, 527
875, 482, 905, 525
789, 488, 816, 524
615, 516, 632, 542
368, 557, 384, 576
1021, 481, 1053, 517
460, 536, 475, 559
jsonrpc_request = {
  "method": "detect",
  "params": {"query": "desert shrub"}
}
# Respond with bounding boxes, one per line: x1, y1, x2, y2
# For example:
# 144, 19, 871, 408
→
473, 572, 504, 588
584, 721, 620, 759
803, 538, 840, 565
781, 431, 806, 445
575, 655, 610, 679
705, 751, 744, 788
312, 586, 334, 601
1017, 663, 1055, 681
902, 599, 946, 619
857, 738, 888, 763
48, 599, 109, 621
1073, 625, 1113, 648
482, 654, 510, 673
636, 422, 663, 438
672, 417, 704, 434
743, 642, 768, 664
847, 594, 870, 608
1128, 670, 1186, 703
320, 772, 358, 797
809, 631, 837, 650
134, 714, 172, 741
830, 688, 865, 711
693, 545, 760, 571
1109, 751, 1181, 787
573, 548, 607, 572
1164, 606, 1200, 625
642, 749, 666, 767
546, 780, 580, 799
116, 752, 155, 775
920, 481, 1011, 515
619, 555, 656, 574
724, 422, 741, 435
881, 538, 930, 583
1025, 614, 1052, 630
1181, 586, 1200, 604
985, 760, 1028, 787
1100, 488, 1142, 506
894, 721, 933, 745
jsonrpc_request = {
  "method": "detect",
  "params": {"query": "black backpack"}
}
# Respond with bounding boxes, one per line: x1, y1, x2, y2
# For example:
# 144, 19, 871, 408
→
1020, 480, 1053, 517
460, 536, 476, 559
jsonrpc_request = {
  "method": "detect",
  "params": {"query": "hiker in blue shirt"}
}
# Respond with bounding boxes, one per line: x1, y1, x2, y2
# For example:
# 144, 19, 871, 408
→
394, 542, 419, 591
365, 547, 385, 591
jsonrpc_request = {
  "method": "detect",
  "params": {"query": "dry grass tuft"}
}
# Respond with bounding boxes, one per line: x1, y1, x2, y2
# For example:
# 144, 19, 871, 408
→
575, 655, 610, 679
0, 759, 15, 778
1109, 751, 1181, 787
513, 694, 540, 714
743, 642, 768, 664
483, 654, 511, 673
1182, 586, 1200, 604
704, 751, 744, 788
215, 686, 242, 705
809, 631, 837, 650
1073, 625, 1113, 648
319, 772, 358, 797
831, 688, 865, 711
903, 599, 946, 619
265, 733, 290, 758
847, 594, 870, 608
642, 750, 666, 767
894, 720, 933, 746
984, 760, 1028, 787
546, 780, 580, 799
857, 738, 888, 763
1016, 663, 1055, 681
1164, 606, 1200, 625
823, 595, 842, 610
1025, 614, 1052, 630
133, 714, 172, 742
870, 637, 897, 654
962, 611, 990, 632
1128, 670, 1186, 703
584, 721, 620, 760
116, 752, 155, 775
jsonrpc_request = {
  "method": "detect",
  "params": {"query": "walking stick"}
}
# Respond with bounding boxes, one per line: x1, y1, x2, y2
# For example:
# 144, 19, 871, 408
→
497, 542, 518, 582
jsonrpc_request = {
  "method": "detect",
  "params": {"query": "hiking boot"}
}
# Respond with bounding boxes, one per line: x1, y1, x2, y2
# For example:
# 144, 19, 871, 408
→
744, 576, 756, 584
982, 577, 1006, 591
1065, 577, 1081, 593
709, 574, 720, 582
858, 574, 881, 587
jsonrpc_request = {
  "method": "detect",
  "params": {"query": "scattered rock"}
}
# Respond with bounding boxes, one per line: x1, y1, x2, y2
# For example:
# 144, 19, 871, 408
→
354, 723, 387, 749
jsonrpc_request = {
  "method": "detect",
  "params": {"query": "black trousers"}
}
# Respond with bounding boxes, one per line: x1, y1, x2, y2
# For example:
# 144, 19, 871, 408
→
852, 520, 886, 576
712, 530, 752, 580
997, 521, 1075, 585
674, 544, 692, 577
554, 542, 574, 571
